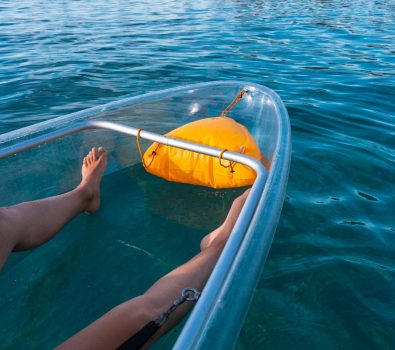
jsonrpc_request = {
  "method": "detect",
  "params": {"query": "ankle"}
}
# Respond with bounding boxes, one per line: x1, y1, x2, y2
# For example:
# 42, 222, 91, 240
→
74, 185, 93, 212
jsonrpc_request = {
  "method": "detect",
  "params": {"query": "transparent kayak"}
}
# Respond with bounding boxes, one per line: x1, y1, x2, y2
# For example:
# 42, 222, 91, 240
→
0, 81, 291, 349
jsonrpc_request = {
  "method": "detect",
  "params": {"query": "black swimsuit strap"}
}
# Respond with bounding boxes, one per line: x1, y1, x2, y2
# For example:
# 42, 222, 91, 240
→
117, 320, 160, 350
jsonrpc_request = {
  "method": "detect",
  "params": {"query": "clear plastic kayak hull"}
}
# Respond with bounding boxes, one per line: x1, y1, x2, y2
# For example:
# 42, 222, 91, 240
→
0, 81, 291, 349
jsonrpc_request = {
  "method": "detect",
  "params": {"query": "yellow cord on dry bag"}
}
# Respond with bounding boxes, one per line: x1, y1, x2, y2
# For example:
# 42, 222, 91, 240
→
139, 89, 262, 188
220, 89, 247, 117
218, 149, 237, 173
136, 128, 159, 169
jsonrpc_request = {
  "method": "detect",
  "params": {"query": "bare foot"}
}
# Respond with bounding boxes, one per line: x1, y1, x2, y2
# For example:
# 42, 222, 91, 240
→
79, 147, 108, 213
200, 188, 251, 250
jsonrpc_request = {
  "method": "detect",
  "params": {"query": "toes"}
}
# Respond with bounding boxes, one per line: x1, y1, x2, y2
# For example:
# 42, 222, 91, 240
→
86, 150, 91, 164
92, 147, 98, 160
242, 188, 251, 199
237, 188, 251, 203
89, 148, 96, 163
98, 147, 107, 160
84, 147, 106, 167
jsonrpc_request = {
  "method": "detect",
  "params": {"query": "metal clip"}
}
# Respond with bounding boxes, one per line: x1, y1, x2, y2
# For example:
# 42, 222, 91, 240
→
182, 287, 201, 302
155, 287, 201, 326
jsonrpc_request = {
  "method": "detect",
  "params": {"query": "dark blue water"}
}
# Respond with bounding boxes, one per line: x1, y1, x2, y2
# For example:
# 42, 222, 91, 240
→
1, 0, 394, 349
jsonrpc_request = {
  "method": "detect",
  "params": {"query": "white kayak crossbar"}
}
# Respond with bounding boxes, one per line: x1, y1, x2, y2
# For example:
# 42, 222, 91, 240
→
0, 120, 267, 349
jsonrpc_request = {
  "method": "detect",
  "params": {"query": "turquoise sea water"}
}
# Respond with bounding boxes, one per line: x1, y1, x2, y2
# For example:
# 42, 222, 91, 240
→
1, 0, 394, 349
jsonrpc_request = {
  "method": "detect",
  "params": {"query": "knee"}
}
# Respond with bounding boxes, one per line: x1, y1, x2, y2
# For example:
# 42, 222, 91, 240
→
0, 207, 8, 229
0, 207, 18, 252
0, 208, 15, 241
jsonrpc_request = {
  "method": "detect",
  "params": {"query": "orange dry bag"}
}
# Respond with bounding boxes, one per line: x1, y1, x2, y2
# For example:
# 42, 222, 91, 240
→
139, 90, 262, 188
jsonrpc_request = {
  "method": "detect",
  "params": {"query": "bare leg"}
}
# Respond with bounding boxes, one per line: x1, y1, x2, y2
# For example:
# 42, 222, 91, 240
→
57, 189, 250, 350
0, 147, 107, 270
